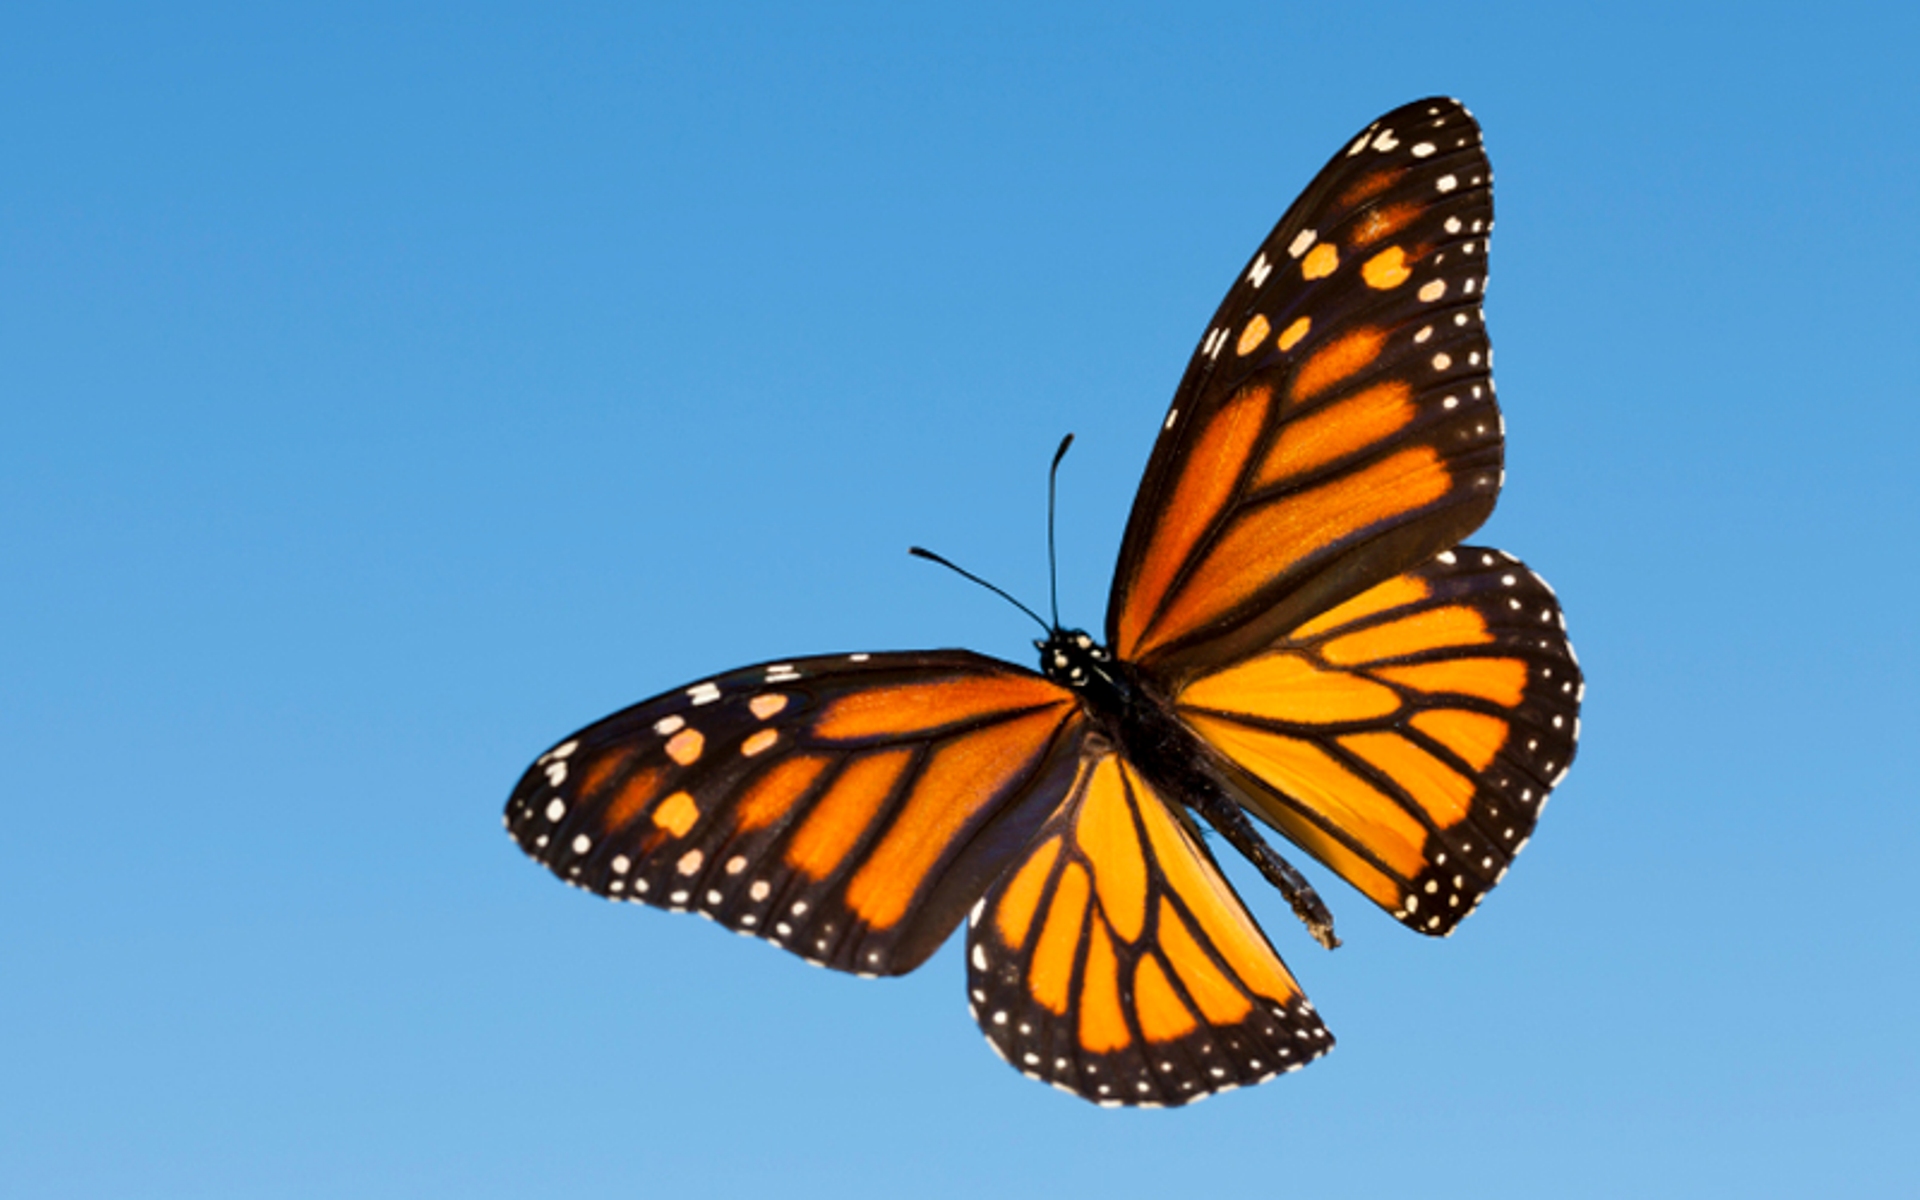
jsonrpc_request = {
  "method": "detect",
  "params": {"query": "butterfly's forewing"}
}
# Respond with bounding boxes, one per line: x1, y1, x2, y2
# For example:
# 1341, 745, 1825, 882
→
966, 750, 1331, 1107
1172, 546, 1581, 935
1109, 97, 1503, 679
505, 653, 1087, 975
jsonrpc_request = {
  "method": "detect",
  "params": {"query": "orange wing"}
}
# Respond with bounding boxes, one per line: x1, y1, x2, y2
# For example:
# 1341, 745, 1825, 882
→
966, 748, 1331, 1107
1175, 545, 1582, 935
1108, 97, 1503, 679
504, 652, 1084, 976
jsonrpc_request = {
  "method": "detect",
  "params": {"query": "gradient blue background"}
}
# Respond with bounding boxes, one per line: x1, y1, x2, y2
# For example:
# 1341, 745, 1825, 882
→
5, 2, 1916, 1196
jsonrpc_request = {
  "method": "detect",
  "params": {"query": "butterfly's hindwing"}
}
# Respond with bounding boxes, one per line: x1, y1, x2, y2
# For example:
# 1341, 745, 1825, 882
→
505, 652, 1085, 975
1175, 545, 1582, 935
1110, 97, 1503, 677
966, 751, 1331, 1107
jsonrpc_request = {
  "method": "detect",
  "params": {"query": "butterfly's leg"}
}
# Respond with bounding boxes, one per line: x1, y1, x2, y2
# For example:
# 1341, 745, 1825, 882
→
1185, 789, 1340, 950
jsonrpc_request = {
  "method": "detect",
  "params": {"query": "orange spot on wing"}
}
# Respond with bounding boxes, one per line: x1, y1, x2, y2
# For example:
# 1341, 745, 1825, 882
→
733, 754, 830, 831
785, 749, 912, 880
1321, 605, 1492, 666
1074, 757, 1147, 942
651, 790, 700, 838
1410, 709, 1510, 772
1117, 385, 1273, 656
741, 728, 779, 757
1361, 245, 1413, 289
749, 693, 789, 719
1131, 763, 1300, 1000
1133, 955, 1197, 1042
1236, 314, 1271, 356
1301, 242, 1339, 280
1255, 380, 1414, 487
1078, 922, 1130, 1054
814, 676, 1065, 741
1339, 168, 1405, 208
1289, 574, 1430, 640
1341, 730, 1475, 827
600, 766, 663, 831
845, 707, 1069, 930
1179, 652, 1401, 724
1143, 448, 1451, 656
1350, 202, 1421, 247
994, 835, 1061, 950
665, 729, 704, 765
1289, 327, 1387, 402
1278, 316, 1311, 352
1029, 861, 1090, 1015
1376, 657, 1528, 706
1185, 717, 1423, 890
1157, 898, 1252, 1026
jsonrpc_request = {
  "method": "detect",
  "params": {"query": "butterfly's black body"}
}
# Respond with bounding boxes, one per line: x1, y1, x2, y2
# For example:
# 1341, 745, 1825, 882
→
1039, 627, 1341, 948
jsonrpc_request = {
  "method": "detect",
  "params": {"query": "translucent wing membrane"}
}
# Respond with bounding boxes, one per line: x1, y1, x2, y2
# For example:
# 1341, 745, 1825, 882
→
966, 751, 1331, 1107
1176, 545, 1582, 935
504, 653, 1083, 975
1110, 97, 1504, 678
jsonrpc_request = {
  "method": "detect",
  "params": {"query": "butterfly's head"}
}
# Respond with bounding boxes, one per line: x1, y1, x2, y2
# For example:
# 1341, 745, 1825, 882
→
1035, 628, 1112, 689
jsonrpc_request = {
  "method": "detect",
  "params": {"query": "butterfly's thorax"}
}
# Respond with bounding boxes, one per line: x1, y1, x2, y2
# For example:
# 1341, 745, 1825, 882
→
1037, 629, 1224, 809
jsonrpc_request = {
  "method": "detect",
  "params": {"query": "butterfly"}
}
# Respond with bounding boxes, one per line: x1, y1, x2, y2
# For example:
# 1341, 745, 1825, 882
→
504, 97, 1581, 1108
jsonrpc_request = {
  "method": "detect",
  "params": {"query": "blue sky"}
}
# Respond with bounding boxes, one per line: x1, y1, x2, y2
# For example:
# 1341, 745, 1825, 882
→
4, 2, 1916, 1196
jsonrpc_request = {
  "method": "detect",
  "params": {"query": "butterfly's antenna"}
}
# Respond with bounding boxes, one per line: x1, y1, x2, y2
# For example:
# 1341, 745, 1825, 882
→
909, 546, 1051, 633
1047, 433, 1073, 630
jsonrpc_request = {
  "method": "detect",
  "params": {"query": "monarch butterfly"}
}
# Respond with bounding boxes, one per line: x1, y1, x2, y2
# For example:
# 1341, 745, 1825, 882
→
505, 96, 1581, 1108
